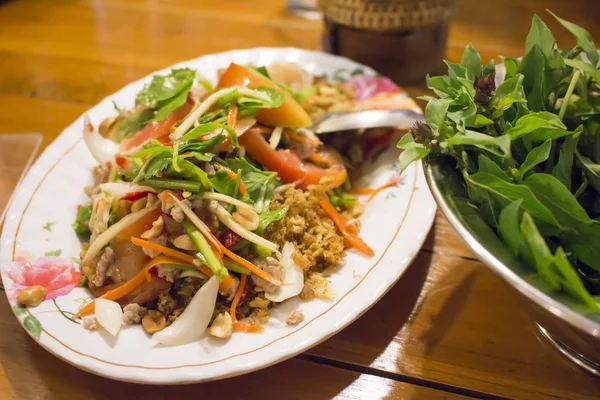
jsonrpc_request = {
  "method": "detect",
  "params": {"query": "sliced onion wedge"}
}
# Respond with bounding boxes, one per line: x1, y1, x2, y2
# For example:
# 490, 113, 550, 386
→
235, 117, 256, 137
99, 182, 156, 199
83, 202, 159, 266
83, 114, 120, 165
152, 275, 219, 346
265, 242, 304, 303
95, 298, 123, 336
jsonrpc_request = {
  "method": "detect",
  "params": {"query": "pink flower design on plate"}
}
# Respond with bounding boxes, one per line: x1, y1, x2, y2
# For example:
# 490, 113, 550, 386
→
347, 74, 400, 102
5, 256, 81, 302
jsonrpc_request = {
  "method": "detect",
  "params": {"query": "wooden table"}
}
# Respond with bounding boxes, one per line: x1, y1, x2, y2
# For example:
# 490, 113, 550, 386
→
1, 0, 600, 398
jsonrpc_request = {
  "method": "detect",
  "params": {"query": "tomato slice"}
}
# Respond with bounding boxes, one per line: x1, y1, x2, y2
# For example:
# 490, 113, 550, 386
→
120, 97, 195, 152
239, 127, 347, 189
216, 63, 312, 128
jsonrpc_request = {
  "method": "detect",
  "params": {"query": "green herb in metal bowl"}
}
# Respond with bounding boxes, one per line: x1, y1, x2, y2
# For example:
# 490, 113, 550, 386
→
398, 10, 600, 316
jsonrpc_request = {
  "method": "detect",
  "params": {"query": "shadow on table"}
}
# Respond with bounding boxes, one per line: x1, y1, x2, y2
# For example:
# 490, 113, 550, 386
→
306, 222, 438, 368
0, 331, 360, 400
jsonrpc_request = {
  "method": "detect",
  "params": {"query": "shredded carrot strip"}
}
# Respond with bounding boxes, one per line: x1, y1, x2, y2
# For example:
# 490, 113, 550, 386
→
202, 223, 282, 287
227, 102, 238, 131
229, 274, 263, 333
214, 164, 248, 195
223, 250, 283, 287
76, 256, 185, 317
352, 187, 376, 195
130, 237, 234, 294
131, 236, 194, 263
230, 274, 247, 324
367, 177, 401, 201
233, 322, 264, 333
352, 176, 401, 201
319, 198, 374, 257
285, 129, 321, 145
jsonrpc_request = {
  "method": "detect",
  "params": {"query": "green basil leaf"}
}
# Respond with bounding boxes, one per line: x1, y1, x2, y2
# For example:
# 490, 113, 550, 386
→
490, 74, 527, 117
524, 173, 592, 228
398, 146, 430, 173
548, 10, 598, 68
448, 130, 511, 157
525, 15, 556, 61
553, 247, 599, 309
483, 59, 496, 76
444, 60, 468, 84
517, 139, 552, 180
424, 98, 450, 131
564, 58, 600, 85
426, 74, 457, 99
561, 222, 600, 272
503, 57, 520, 79
505, 111, 566, 140
498, 199, 523, 256
518, 45, 547, 111
552, 136, 579, 190
460, 43, 482, 79
520, 212, 561, 290
575, 150, 600, 195
466, 171, 562, 235
478, 154, 512, 182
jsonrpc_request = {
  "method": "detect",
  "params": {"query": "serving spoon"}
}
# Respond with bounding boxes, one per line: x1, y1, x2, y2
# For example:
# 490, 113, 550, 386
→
308, 109, 424, 134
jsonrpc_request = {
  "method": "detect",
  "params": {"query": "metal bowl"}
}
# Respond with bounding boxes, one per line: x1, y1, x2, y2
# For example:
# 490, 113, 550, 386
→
424, 157, 600, 375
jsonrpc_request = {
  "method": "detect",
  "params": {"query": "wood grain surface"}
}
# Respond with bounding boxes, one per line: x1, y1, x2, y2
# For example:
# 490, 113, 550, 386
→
1, 0, 600, 398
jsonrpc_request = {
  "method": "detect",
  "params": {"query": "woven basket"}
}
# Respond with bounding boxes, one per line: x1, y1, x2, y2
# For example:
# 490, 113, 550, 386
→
318, 0, 461, 32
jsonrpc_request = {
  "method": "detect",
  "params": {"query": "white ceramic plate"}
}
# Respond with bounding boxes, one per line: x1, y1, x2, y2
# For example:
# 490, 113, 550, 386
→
0, 48, 436, 384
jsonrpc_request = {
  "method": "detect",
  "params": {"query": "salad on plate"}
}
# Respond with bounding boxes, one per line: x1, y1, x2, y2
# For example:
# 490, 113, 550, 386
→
41, 62, 408, 344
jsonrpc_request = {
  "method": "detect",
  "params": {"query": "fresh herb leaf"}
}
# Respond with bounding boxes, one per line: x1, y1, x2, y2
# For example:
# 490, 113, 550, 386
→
72, 205, 92, 236
256, 208, 288, 233
152, 81, 192, 122
136, 68, 196, 107
548, 10, 598, 68
461, 44, 483, 79
44, 249, 62, 256
116, 108, 154, 142
498, 199, 523, 256
516, 139, 552, 180
237, 86, 285, 109
490, 74, 527, 117
520, 212, 561, 289
42, 222, 55, 232
552, 136, 579, 190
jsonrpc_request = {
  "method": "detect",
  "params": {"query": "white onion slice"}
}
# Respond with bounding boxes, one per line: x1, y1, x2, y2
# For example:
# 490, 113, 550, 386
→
83, 202, 159, 265
82, 114, 120, 165
152, 275, 219, 346
95, 299, 123, 336
235, 117, 256, 137
269, 126, 283, 149
99, 182, 156, 199
265, 242, 304, 303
